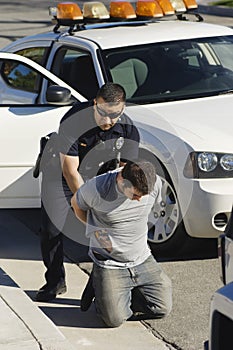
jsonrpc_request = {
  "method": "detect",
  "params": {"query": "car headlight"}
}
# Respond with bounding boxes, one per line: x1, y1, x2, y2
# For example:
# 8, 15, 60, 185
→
197, 152, 218, 172
220, 154, 233, 171
184, 152, 233, 178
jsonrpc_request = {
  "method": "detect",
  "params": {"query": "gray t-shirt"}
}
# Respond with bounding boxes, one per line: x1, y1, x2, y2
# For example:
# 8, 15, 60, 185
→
76, 169, 162, 268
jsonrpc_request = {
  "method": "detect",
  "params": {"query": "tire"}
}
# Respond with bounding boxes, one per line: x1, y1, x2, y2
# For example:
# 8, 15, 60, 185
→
139, 149, 189, 256
147, 175, 188, 256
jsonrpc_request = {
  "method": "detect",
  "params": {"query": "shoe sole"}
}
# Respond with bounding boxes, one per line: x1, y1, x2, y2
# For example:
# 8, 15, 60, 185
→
58, 286, 67, 295
36, 285, 67, 302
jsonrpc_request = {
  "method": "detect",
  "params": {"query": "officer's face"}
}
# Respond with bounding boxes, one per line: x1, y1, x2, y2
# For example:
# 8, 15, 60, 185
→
94, 97, 125, 130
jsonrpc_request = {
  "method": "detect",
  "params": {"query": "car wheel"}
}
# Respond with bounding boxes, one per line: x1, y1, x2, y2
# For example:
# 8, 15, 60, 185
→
139, 150, 188, 256
148, 176, 179, 243
147, 175, 187, 255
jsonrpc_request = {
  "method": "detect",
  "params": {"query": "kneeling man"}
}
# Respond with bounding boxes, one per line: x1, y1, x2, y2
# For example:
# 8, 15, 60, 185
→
71, 160, 172, 327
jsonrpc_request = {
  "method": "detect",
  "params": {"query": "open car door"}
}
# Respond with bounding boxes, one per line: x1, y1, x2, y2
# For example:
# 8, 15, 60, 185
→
0, 53, 87, 208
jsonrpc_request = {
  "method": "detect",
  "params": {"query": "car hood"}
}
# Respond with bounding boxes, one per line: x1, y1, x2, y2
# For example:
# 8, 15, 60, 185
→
128, 94, 233, 153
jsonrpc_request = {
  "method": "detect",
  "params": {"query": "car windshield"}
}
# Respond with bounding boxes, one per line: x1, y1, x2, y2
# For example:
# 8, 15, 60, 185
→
103, 35, 233, 104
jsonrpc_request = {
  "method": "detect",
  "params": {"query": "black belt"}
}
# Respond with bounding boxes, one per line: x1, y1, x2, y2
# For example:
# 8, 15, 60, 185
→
93, 251, 108, 261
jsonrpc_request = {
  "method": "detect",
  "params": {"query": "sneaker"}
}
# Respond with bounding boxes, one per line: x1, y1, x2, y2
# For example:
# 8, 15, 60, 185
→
36, 280, 67, 302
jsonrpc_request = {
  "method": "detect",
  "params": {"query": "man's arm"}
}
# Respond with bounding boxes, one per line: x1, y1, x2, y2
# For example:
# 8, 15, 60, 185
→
60, 153, 84, 194
71, 193, 87, 224
121, 121, 140, 163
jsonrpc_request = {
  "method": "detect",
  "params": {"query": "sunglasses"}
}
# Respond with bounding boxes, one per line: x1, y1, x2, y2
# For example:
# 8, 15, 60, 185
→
96, 104, 124, 119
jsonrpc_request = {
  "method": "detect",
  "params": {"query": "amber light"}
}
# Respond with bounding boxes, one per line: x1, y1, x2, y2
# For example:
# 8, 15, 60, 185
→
57, 2, 83, 20
158, 0, 175, 14
158, 0, 175, 15
110, 1, 137, 18
183, 0, 198, 9
136, 1, 163, 17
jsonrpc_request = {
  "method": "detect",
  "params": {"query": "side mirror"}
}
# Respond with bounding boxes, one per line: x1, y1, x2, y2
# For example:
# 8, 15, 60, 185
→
46, 85, 73, 105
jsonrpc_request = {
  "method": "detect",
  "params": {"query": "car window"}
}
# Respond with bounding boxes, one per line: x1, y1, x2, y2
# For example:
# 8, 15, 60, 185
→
103, 35, 233, 103
0, 58, 47, 104
1, 60, 38, 93
16, 47, 49, 66
51, 47, 99, 100
210, 41, 233, 71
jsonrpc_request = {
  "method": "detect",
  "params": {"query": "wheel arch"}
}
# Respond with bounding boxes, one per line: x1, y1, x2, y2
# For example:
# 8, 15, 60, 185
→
138, 147, 172, 184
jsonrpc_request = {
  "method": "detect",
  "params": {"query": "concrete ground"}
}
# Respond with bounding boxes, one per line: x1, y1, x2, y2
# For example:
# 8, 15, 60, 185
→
0, 209, 170, 350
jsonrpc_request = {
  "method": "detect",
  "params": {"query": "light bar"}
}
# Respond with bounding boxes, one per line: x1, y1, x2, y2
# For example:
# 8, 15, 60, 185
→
57, 2, 83, 20
49, 1, 200, 30
110, 1, 137, 19
136, 1, 163, 18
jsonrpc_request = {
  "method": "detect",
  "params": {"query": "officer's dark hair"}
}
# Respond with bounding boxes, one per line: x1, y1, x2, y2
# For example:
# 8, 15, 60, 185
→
121, 160, 157, 195
96, 83, 126, 104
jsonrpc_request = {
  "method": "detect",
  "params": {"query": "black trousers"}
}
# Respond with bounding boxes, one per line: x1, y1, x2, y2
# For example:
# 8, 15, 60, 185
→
40, 206, 65, 287
39, 177, 88, 288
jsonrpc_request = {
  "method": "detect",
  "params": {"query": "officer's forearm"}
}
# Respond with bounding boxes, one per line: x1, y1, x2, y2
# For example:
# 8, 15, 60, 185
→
64, 171, 84, 194
60, 153, 83, 193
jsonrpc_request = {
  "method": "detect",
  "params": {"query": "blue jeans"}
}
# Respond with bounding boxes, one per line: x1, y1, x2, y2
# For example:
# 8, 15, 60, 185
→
93, 255, 172, 327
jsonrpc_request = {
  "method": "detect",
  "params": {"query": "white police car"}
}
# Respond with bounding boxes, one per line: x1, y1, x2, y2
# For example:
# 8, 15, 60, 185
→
206, 207, 233, 350
0, 1, 233, 254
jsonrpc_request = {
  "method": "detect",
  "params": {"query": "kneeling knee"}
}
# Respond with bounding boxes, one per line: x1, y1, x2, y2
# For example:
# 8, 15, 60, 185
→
102, 313, 126, 328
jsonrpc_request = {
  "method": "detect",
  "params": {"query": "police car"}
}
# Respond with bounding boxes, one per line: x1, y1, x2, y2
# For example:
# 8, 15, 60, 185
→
0, 1, 233, 254
205, 207, 233, 350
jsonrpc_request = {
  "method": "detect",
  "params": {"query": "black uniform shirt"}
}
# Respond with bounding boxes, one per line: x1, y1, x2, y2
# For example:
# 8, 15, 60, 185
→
58, 100, 140, 195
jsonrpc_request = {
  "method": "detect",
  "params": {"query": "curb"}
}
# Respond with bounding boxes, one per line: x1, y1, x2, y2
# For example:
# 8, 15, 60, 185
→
198, 4, 233, 17
0, 268, 76, 350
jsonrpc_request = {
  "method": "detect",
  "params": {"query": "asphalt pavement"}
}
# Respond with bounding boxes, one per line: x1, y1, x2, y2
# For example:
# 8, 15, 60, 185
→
197, 0, 233, 18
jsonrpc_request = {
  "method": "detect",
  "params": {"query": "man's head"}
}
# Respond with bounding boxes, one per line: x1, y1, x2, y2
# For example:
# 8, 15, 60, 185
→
118, 160, 157, 201
94, 83, 126, 130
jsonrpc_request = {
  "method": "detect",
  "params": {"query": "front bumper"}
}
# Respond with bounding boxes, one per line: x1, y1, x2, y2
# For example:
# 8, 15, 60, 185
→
180, 178, 233, 238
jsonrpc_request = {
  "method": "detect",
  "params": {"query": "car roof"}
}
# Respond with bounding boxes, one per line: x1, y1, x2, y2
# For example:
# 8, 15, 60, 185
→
72, 20, 233, 49
3, 19, 233, 52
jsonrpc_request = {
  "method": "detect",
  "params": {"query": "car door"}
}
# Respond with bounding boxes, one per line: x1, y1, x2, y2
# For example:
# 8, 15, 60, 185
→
0, 52, 87, 209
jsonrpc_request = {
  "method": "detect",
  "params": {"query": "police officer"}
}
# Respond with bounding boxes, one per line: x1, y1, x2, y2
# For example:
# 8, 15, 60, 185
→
36, 83, 140, 302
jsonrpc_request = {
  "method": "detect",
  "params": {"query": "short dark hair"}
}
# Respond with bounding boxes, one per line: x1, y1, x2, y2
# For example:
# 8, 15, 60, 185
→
121, 160, 157, 195
96, 83, 126, 104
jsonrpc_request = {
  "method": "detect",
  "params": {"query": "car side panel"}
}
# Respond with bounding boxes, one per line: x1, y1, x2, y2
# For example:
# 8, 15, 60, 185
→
0, 105, 72, 208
